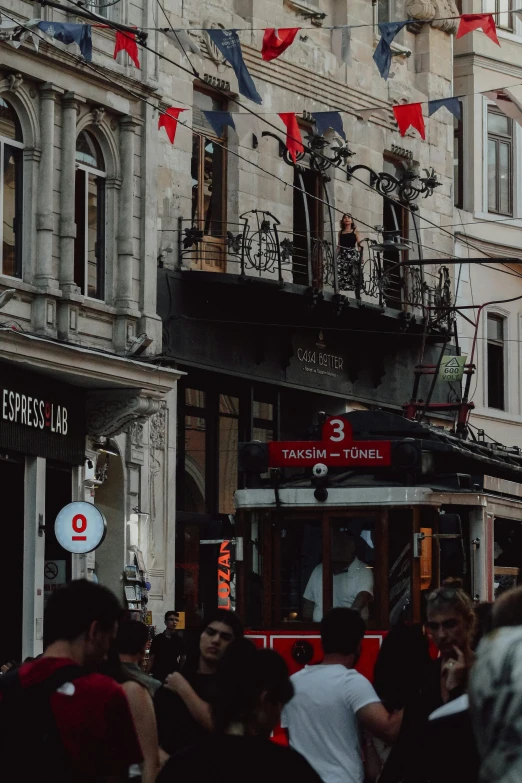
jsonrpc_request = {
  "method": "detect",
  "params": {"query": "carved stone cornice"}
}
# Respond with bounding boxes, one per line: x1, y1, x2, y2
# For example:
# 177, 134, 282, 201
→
86, 390, 163, 437
405, 0, 459, 34
0, 73, 23, 93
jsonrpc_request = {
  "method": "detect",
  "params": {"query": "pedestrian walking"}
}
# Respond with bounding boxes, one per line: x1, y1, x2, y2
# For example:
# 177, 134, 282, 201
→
281, 607, 402, 783
104, 630, 163, 783
469, 585, 522, 782
157, 638, 322, 783
0, 579, 142, 782
147, 611, 185, 682
380, 578, 478, 783
154, 608, 243, 754
117, 619, 162, 698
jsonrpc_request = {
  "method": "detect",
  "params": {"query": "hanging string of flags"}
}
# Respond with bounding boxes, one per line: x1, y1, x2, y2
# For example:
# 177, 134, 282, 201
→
0, 12, 518, 146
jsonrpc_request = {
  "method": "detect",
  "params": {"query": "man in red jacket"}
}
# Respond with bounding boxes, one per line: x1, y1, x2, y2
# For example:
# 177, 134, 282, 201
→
0, 579, 142, 781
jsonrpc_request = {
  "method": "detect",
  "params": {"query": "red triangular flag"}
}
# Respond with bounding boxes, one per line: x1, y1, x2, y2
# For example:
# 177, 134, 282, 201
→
456, 14, 500, 46
393, 103, 426, 139
262, 28, 300, 61
278, 113, 303, 162
158, 108, 186, 144
114, 30, 141, 68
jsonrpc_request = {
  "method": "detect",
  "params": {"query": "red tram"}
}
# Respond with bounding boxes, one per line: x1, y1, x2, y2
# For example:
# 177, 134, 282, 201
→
176, 410, 522, 678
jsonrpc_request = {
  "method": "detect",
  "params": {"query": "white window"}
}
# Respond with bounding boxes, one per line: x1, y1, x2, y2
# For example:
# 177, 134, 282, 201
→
484, 0, 514, 31
0, 98, 23, 278
74, 131, 106, 300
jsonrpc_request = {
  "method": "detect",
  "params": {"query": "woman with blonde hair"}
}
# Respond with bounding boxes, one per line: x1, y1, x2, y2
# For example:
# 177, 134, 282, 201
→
380, 579, 479, 783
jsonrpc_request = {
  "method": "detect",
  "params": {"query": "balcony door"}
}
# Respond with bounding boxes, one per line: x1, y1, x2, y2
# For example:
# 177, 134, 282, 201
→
191, 89, 227, 272
293, 165, 323, 287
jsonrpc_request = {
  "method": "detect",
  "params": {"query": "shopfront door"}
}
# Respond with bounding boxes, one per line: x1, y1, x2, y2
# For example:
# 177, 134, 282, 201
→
0, 453, 25, 664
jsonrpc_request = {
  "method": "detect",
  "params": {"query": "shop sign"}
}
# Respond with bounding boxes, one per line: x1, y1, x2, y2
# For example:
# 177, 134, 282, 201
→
291, 331, 348, 381
44, 560, 66, 600
55, 502, 107, 554
0, 364, 85, 464
268, 416, 391, 467
217, 540, 231, 610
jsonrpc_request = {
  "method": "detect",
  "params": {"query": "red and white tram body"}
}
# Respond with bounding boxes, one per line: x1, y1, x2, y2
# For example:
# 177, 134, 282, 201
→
232, 411, 522, 677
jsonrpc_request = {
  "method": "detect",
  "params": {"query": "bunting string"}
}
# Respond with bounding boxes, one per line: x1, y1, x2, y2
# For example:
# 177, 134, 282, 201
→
1, 4, 519, 276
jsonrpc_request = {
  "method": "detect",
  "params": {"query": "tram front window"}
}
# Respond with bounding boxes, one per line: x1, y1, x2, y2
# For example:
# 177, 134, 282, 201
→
303, 526, 374, 622
275, 516, 377, 625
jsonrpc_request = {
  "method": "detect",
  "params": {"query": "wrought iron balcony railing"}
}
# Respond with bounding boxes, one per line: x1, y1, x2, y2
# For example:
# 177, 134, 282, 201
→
176, 211, 452, 327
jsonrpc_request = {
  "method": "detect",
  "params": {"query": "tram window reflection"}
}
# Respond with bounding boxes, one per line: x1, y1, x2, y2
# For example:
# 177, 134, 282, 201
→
494, 517, 522, 598
280, 519, 322, 623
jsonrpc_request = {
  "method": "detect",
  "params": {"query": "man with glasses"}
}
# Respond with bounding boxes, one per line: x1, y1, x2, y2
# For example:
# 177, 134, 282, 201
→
155, 610, 243, 754
148, 611, 185, 683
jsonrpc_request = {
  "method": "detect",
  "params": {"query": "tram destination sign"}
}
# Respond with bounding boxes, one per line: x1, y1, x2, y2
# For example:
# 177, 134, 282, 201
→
268, 417, 391, 468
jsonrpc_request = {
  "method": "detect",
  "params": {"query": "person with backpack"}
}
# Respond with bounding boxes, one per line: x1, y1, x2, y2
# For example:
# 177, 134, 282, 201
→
0, 579, 143, 782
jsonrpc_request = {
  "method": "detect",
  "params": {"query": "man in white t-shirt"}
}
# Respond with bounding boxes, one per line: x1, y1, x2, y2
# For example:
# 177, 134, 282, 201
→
281, 608, 402, 783
303, 530, 374, 622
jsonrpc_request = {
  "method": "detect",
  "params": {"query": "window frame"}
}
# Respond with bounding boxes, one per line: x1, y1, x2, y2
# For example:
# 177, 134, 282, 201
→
454, 115, 464, 209
191, 87, 228, 238
486, 105, 513, 217
0, 107, 24, 279
484, 0, 514, 32
74, 134, 106, 301
486, 312, 506, 411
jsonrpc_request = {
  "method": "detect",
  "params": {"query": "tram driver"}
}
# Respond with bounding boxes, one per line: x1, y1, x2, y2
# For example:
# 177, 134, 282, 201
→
302, 529, 374, 622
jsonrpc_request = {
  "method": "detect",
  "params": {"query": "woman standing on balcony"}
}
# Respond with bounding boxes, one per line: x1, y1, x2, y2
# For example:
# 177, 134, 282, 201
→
337, 214, 363, 291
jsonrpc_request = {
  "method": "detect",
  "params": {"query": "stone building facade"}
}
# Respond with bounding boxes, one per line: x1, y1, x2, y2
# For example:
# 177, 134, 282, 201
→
155, 0, 460, 624
1, 0, 461, 645
0, 3, 179, 662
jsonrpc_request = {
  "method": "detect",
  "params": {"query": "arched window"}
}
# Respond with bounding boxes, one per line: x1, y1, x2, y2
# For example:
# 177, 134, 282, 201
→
0, 98, 23, 278
74, 131, 106, 299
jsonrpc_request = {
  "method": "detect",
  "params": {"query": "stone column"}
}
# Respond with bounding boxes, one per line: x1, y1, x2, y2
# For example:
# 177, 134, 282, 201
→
115, 115, 138, 311
35, 84, 60, 290
59, 92, 80, 295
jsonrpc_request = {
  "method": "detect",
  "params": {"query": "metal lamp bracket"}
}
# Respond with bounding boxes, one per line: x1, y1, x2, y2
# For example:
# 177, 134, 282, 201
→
413, 531, 461, 558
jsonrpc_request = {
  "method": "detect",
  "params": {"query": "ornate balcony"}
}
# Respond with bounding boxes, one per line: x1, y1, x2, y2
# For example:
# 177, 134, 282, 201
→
176, 211, 452, 328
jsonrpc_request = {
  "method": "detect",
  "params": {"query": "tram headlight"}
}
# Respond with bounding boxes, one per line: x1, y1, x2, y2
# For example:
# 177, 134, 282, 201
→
391, 439, 422, 470
312, 463, 328, 478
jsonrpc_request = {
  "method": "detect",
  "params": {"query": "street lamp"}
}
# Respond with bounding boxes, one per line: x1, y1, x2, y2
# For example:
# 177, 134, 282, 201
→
0, 289, 15, 310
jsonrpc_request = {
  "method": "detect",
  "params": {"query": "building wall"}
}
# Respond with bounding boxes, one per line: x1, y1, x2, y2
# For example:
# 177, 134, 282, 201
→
454, 0, 522, 450
0, 3, 178, 631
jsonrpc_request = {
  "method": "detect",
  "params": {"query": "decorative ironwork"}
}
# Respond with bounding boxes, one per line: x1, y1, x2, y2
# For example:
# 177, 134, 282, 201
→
178, 213, 451, 321
264, 126, 442, 209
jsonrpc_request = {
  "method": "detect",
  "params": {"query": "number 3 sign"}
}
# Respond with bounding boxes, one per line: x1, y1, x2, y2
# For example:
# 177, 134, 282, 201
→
55, 502, 107, 554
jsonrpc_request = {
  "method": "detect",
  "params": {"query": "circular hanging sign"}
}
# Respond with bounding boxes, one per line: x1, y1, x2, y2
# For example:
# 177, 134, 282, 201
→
55, 502, 107, 554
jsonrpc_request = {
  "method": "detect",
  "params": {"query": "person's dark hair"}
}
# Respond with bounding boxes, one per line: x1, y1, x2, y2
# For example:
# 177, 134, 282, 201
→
182, 609, 244, 676
373, 623, 431, 710
493, 586, 522, 629
44, 579, 121, 646
471, 602, 494, 649
339, 213, 357, 232
426, 578, 475, 629
116, 620, 149, 655
164, 610, 178, 622
321, 607, 366, 656
212, 639, 293, 733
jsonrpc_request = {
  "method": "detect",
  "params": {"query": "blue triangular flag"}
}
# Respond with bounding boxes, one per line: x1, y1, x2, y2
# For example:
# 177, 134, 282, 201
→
428, 97, 461, 119
38, 21, 92, 61
373, 21, 415, 80
311, 111, 346, 140
203, 110, 236, 137
207, 29, 262, 105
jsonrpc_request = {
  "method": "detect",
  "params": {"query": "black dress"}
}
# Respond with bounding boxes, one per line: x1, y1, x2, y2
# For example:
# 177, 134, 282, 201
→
337, 231, 361, 291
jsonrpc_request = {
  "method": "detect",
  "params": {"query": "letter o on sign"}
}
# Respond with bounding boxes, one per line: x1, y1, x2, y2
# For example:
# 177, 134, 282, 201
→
55, 502, 107, 554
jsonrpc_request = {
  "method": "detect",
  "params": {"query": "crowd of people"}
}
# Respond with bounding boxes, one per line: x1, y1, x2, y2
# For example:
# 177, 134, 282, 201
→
1, 577, 522, 782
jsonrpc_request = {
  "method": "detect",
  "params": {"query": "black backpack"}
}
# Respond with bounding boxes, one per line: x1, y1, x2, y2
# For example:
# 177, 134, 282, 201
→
0, 663, 84, 782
